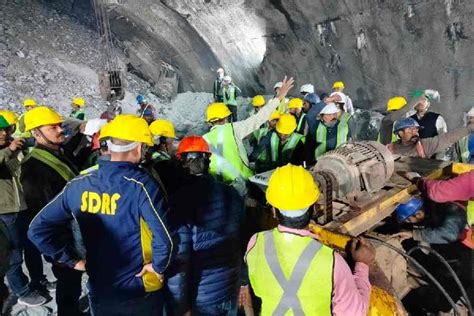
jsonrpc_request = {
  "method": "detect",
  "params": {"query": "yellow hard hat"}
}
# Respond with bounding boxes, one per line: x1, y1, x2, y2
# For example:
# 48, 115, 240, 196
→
99, 114, 153, 146
275, 114, 297, 135
72, 97, 85, 107
287, 98, 303, 109
266, 164, 320, 210
24, 106, 63, 131
252, 95, 265, 107
332, 81, 345, 89
0, 110, 18, 125
206, 103, 231, 122
268, 110, 281, 121
149, 119, 176, 139
387, 96, 407, 111
23, 98, 37, 107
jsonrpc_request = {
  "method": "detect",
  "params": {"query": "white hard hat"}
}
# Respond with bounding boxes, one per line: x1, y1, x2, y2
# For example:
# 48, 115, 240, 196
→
273, 82, 283, 90
300, 84, 314, 94
320, 103, 339, 115
223, 75, 232, 82
217, 68, 224, 73
467, 107, 474, 117
84, 118, 107, 136
330, 91, 346, 104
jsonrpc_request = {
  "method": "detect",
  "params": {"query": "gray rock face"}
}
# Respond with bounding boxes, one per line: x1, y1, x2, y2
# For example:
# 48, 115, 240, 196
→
42, 0, 474, 127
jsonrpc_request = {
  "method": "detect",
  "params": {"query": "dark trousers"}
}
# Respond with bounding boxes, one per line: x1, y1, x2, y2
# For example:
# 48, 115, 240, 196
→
228, 105, 238, 122
0, 213, 30, 297
52, 265, 83, 316
89, 291, 163, 316
17, 211, 46, 290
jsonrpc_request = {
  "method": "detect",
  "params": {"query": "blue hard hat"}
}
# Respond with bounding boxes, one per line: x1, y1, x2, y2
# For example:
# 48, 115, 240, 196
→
136, 95, 146, 104
395, 196, 424, 222
393, 117, 423, 132
303, 93, 319, 105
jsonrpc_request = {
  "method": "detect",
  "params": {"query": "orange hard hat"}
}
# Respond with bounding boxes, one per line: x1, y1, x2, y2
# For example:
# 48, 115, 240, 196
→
176, 135, 211, 159
91, 132, 101, 151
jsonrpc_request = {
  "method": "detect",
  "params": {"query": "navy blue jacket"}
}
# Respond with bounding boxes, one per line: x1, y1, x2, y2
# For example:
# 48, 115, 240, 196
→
28, 160, 174, 301
165, 174, 244, 312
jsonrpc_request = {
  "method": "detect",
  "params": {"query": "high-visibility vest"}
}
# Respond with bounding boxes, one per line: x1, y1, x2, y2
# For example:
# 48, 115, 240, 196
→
203, 124, 253, 183
258, 132, 304, 166
70, 109, 86, 120
457, 134, 473, 163
467, 201, 474, 227
252, 125, 270, 146
246, 228, 334, 315
295, 113, 307, 135
377, 129, 398, 144
14, 113, 31, 138
223, 85, 237, 106
339, 112, 352, 126
315, 121, 349, 159
23, 148, 76, 181
151, 150, 171, 163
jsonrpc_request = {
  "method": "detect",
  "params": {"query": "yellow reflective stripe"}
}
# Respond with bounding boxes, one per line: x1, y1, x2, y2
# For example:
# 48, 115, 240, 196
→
458, 136, 470, 163
25, 148, 76, 181
467, 201, 474, 226
139, 218, 163, 292
80, 164, 99, 175
336, 121, 349, 147
296, 113, 306, 132
315, 123, 327, 158
123, 177, 173, 272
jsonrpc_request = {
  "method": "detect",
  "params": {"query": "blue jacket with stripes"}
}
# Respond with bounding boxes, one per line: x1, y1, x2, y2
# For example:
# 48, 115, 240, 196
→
28, 160, 174, 301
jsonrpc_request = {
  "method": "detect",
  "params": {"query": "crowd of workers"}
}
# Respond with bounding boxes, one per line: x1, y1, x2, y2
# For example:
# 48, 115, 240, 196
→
0, 71, 473, 316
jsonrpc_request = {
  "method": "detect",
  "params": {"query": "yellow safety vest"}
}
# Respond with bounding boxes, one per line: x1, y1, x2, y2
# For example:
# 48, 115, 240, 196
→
252, 125, 270, 146
23, 148, 76, 181
296, 113, 307, 135
457, 135, 472, 163
315, 121, 349, 159
14, 113, 31, 138
377, 124, 398, 144
246, 228, 334, 315
258, 132, 305, 166
467, 201, 474, 227
203, 124, 253, 183
223, 85, 237, 106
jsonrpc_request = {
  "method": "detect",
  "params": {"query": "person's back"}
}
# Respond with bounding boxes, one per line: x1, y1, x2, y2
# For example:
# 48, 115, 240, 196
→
168, 174, 244, 307
62, 161, 169, 300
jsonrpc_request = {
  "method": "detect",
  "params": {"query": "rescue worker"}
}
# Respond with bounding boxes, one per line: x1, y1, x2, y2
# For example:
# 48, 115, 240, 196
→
203, 76, 294, 194
245, 164, 373, 315
70, 97, 86, 120
387, 117, 474, 158
394, 197, 471, 314
454, 107, 474, 163
28, 114, 174, 316
329, 81, 355, 115
213, 67, 225, 102
20, 107, 81, 315
221, 76, 240, 122
0, 114, 48, 307
312, 103, 351, 162
254, 114, 305, 173
410, 94, 447, 139
378, 96, 411, 145
273, 81, 288, 113
250, 110, 280, 149
287, 97, 307, 135
299, 83, 314, 97
136, 95, 156, 124
165, 135, 245, 315
15, 98, 37, 137
149, 119, 177, 162
303, 92, 324, 139
251, 95, 265, 113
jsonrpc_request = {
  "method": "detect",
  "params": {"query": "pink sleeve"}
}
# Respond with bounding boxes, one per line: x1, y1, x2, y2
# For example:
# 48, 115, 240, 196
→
244, 234, 258, 263
332, 254, 371, 316
426, 171, 474, 202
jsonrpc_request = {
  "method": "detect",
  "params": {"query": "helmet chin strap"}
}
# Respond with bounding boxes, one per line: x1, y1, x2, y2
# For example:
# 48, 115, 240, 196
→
36, 128, 62, 147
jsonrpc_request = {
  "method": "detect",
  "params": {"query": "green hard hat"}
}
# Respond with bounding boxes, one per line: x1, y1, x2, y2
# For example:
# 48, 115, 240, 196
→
0, 115, 10, 129
411, 89, 425, 98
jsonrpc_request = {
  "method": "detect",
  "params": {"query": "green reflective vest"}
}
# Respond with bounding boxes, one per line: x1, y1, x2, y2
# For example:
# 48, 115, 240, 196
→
203, 124, 253, 183
258, 132, 304, 169
457, 135, 472, 163
252, 125, 270, 147
278, 98, 288, 113
467, 201, 474, 227
377, 124, 398, 144
315, 121, 349, 159
70, 109, 86, 121
23, 148, 76, 181
151, 151, 171, 163
296, 113, 307, 135
14, 113, 31, 138
222, 86, 237, 106
246, 228, 334, 315
339, 112, 352, 126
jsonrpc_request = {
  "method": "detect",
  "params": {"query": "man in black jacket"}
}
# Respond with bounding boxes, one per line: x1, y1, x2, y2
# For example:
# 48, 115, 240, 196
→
21, 107, 83, 316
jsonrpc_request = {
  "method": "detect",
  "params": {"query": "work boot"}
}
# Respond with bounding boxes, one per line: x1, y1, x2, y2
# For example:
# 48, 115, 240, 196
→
39, 279, 57, 293
17, 290, 47, 307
